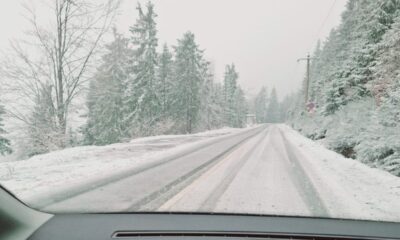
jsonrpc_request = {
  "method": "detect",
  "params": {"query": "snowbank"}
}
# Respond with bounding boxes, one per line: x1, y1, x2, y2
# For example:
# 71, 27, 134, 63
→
278, 124, 400, 222
0, 127, 244, 202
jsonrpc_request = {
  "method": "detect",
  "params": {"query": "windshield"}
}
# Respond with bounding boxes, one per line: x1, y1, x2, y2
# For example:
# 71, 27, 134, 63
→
1, 0, 400, 222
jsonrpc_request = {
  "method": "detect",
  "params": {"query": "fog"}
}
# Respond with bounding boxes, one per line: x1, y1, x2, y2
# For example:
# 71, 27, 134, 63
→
0, 0, 347, 98
117, 0, 347, 98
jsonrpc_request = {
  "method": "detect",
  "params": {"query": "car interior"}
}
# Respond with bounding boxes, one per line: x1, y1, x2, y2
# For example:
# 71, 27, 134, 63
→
1, 186, 400, 240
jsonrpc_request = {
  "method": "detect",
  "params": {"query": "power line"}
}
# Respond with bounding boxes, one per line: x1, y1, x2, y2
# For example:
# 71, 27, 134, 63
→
308, 0, 338, 52
287, 0, 338, 102
295, 0, 337, 107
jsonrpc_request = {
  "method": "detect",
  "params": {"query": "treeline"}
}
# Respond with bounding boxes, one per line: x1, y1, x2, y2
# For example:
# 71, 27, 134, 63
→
252, 87, 289, 123
289, 0, 400, 176
0, 1, 248, 158
82, 2, 248, 146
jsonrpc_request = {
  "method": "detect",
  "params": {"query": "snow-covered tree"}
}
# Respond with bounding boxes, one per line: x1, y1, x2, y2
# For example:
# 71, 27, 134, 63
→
319, 0, 400, 115
254, 87, 268, 123
27, 85, 60, 156
266, 87, 281, 123
198, 62, 215, 130
223, 64, 239, 126
0, 104, 12, 155
158, 43, 174, 118
208, 82, 225, 129
172, 32, 206, 133
279, 93, 296, 122
232, 86, 248, 128
288, 0, 400, 176
124, 1, 159, 136
84, 29, 131, 145
1, 0, 120, 149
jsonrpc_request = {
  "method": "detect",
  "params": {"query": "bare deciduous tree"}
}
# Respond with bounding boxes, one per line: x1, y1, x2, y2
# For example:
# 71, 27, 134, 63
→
1, 0, 120, 149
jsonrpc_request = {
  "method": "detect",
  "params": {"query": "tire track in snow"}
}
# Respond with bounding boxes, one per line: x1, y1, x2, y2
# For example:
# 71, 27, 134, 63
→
211, 126, 310, 215
199, 129, 269, 211
277, 127, 330, 217
126, 126, 266, 211
39, 126, 265, 210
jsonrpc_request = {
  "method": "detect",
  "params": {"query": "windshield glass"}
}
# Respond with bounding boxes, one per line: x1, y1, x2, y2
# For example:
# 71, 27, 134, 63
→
1, 0, 400, 222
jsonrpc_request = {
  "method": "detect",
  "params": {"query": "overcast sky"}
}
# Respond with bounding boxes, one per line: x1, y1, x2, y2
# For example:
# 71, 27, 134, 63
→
0, 0, 347, 99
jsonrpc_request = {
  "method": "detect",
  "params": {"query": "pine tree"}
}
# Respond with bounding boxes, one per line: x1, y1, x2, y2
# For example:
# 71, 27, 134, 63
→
199, 62, 214, 130
266, 87, 281, 123
373, 12, 400, 105
254, 87, 268, 123
233, 86, 248, 128
287, 0, 400, 176
125, 1, 159, 136
208, 82, 225, 129
223, 64, 239, 127
172, 32, 205, 133
0, 104, 12, 155
320, 0, 400, 115
279, 93, 296, 122
27, 85, 60, 156
158, 43, 174, 119
84, 29, 130, 145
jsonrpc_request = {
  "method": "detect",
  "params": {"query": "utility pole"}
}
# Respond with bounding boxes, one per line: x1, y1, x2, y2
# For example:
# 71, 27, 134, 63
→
297, 53, 313, 106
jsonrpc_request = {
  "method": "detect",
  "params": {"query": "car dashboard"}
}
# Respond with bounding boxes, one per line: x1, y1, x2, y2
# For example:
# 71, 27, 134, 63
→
29, 213, 400, 240
1, 187, 400, 240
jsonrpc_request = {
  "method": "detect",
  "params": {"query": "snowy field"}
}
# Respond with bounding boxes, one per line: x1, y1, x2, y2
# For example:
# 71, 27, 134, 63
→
0, 127, 245, 202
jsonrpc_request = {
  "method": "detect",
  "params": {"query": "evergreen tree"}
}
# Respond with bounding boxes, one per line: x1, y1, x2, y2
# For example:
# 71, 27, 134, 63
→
288, 0, 400, 175
207, 82, 225, 130
172, 32, 205, 133
214, 83, 226, 128
373, 13, 400, 105
233, 86, 248, 128
279, 93, 296, 122
223, 64, 239, 127
254, 87, 268, 123
266, 87, 281, 123
0, 104, 12, 155
320, 0, 400, 115
84, 29, 130, 145
158, 43, 174, 118
198, 62, 215, 130
27, 85, 60, 156
125, 1, 159, 136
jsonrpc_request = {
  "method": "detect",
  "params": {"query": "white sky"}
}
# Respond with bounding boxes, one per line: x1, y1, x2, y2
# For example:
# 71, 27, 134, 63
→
0, 0, 347, 99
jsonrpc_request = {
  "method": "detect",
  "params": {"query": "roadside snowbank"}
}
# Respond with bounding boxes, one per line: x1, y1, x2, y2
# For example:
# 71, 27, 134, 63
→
0, 127, 245, 202
278, 124, 400, 222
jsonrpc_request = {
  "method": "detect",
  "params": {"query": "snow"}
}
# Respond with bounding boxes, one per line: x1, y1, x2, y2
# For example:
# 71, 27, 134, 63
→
0, 127, 245, 203
211, 126, 313, 216
1, 124, 399, 223
160, 127, 311, 216
278, 124, 400, 222
160, 124, 400, 222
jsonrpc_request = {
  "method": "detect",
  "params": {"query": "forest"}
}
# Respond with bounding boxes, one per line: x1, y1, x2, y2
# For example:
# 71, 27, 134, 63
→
288, 0, 400, 176
2, 0, 400, 178
0, 1, 284, 159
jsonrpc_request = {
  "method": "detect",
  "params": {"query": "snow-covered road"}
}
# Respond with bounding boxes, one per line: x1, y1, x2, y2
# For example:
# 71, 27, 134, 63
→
159, 126, 325, 216
2, 124, 400, 222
